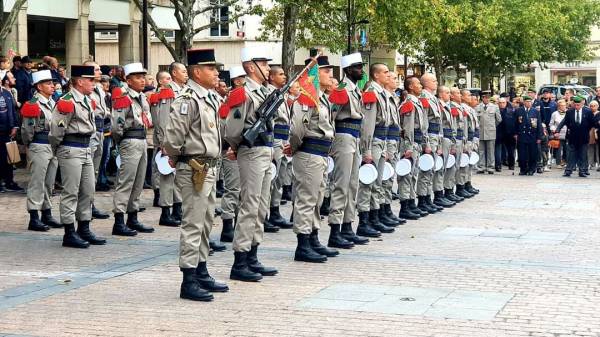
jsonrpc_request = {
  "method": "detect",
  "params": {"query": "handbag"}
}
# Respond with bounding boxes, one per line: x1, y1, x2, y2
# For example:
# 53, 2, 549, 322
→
6, 141, 20, 165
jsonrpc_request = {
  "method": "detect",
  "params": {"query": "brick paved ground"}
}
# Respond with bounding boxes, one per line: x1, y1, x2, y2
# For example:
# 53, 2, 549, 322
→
1, 168, 600, 337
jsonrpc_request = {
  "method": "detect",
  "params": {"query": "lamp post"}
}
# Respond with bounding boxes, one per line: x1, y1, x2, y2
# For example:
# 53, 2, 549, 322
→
142, 0, 148, 69
346, 0, 369, 54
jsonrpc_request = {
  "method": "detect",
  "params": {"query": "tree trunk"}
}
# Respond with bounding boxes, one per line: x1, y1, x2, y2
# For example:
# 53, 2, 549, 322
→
281, 4, 298, 76
433, 54, 443, 85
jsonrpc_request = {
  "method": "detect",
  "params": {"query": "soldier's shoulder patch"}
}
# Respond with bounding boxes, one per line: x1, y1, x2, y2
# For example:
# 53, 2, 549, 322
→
57, 119, 66, 128
233, 108, 241, 119
180, 87, 194, 99
56, 98, 75, 115
62, 92, 74, 101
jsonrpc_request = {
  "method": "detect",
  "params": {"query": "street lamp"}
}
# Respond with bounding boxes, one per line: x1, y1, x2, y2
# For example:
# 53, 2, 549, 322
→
142, 0, 148, 69
346, 0, 369, 54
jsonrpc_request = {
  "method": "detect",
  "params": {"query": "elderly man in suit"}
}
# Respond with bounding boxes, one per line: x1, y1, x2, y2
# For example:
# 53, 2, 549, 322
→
476, 91, 502, 174
557, 96, 595, 177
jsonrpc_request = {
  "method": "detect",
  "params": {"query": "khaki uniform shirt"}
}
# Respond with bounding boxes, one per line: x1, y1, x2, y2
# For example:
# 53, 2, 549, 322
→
111, 87, 152, 143
163, 79, 221, 159
289, 92, 334, 152
421, 90, 443, 150
21, 92, 55, 145
401, 94, 429, 152
360, 81, 390, 156
49, 88, 96, 148
476, 102, 501, 140
332, 77, 363, 121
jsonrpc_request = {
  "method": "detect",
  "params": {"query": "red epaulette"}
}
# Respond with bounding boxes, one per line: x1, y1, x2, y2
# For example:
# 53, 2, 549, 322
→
451, 107, 459, 117
399, 100, 415, 115
158, 88, 175, 100
57, 98, 75, 114
419, 97, 430, 108
329, 88, 349, 105
297, 93, 317, 107
148, 93, 160, 106
113, 96, 132, 110
462, 109, 468, 117
111, 86, 124, 98
218, 105, 230, 119
362, 91, 377, 105
21, 101, 41, 118
227, 87, 246, 108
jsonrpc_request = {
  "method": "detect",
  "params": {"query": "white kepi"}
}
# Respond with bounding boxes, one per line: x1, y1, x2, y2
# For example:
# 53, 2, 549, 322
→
155, 150, 175, 175
469, 152, 480, 166
382, 162, 394, 180
460, 153, 470, 167
434, 155, 444, 172
358, 163, 378, 184
395, 158, 412, 176
241, 47, 273, 63
32, 70, 53, 85
123, 62, 147, 77
418, 154, 434, 171
229, 65, 246, 79
446, 154, 456, 169
340, 52, 364, 69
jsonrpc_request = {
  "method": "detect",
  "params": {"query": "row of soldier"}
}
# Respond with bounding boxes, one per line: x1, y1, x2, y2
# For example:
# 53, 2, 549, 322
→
22, 48, 481, 302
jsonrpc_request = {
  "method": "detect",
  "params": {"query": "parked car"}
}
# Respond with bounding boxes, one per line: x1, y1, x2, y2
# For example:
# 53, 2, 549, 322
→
537, 84, 596, 104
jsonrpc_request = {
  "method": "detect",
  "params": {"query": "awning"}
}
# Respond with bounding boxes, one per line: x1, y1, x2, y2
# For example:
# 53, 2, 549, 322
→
89, 0, 130, 25
151, 6, 180, 31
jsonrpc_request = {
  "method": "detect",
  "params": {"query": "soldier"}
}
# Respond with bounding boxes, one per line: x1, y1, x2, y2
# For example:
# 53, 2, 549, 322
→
446, 88, 467, 202
84, 61, 111, 220
224, 47, 278, 282
476, 91, 501, 174
420, 74, 451, 210
219, 66, 245, 243
455, 90, 474, 198
163, 49, 229, 302
289, 55, 339, 262
515, 95, 543, 175
356, 63, 398, 234
465, 95, 481, 194
149, 71, 181, 227
111, 62, 154, 236
435, 86, 457, 207
266, 66, 293, 230
326, 53, 372, 245
49, 65, 106, 248
21, 69, 61, 231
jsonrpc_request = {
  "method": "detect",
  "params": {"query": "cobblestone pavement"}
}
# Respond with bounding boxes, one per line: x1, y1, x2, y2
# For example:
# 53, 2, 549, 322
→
1, 168, 600, 337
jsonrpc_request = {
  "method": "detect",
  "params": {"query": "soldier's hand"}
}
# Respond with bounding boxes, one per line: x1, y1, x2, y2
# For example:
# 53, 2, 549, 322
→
283, 144, 292, 156
9, 128, 16, 139
362, 154, 373, 164
436, 148, 443, 156
383, 152, 389, 161
424, 146, 432, 154
226, 148, 237, 160
168, 158, 175, 168
450, 148, 456, 155
404, 150, 413, 159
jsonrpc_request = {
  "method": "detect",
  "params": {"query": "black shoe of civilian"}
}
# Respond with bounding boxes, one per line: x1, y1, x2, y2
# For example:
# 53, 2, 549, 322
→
5, 182, 24, 192
96, 183, 111, 192
536, 168, 543, 174
563, 171, 571, 177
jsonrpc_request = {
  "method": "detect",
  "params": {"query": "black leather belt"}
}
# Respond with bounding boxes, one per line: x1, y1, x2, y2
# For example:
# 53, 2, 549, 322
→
32, 131, 49, 144
123, 128, 146, 139
178, 155, 219, 168
62, 133, 91, 148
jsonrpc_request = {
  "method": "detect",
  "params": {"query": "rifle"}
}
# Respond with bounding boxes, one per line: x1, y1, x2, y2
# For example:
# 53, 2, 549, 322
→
242, 51, 322, 146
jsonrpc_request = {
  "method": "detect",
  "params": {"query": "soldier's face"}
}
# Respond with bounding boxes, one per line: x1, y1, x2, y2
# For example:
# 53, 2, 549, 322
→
37, 80, 55, 97
172, 65, 188, 84
439, 89, 450, 102
410, 78, 422, 96
127, 74, 146, 93
524, 100, 533, 109
269, 69, 286, 88
78, 78, 95, 95
256, 61, 271, 80
347, 64, 363, 82
319, 68, 333, 88
574, 102, 584, 110
193, 65, 219, 89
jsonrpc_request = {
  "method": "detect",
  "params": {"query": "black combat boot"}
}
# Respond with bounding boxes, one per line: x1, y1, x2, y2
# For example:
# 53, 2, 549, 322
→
426, 195, 444, 212
356, 211, 381, 238
77, 220, 106, 245
230, 251, 263, 282
378, 207, 400, 227
195, 262, 229, 292
295, 233, 327, 263
281, 185, 292, 201
445, 188, 463, 202
180, 268, 213, 301
247, 244, 278, 276
92, 204, 110, 219
172, 202, 183, 222
383, 203, 405, 224
220, 218, 234, 243
159, 207, 180, 227
62, 223, 90, 248
28, 210, 49, 231
340, 223, 369, 245
112, 213, 137, 236
126, 211, 154, 233
309, 229, 339, 257
434, 191, 455, 208
215, 179, 224, 198
209, 240, 226, 252
410, 198, 429, 216
327, 224, 354, 249
369, 209, 394, 233
41, 209, 62, 228
465, 181, 479, 194
269, 206, 293, 228
399, 200, 421, 220
418, 196, 436, 214
456, 184, 473, 198
319, 197, 331, 216
264, 216, 280, 233
153, 189, 160, 207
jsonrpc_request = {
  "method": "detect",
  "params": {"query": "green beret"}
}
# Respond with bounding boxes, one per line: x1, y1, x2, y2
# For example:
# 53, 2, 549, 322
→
572, 96, 584, 103
522, 95, 532, 101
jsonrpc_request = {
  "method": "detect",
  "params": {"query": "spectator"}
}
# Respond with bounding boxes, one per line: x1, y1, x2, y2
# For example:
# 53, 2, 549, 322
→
0, 71, 22, 192
11, 56, 21, 74
495, 97, 510, 171
2, 71, 19, 109
14, 56, 33, 104
549, 99, 568, 167
109, 66, 125, 91
57, 66, 68, 87
52, 82, 62, 102
588, 101, 600, 170
48, 57, 60, 83
557, 96, 595, 177
0, 56, 9, 71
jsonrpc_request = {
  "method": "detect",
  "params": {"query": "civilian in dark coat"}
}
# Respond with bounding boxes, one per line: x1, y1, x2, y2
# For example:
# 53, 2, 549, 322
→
0, 75, 21, 191
14, 56, 33, 104
514, 96, 543, 175
557, 96, 595, 177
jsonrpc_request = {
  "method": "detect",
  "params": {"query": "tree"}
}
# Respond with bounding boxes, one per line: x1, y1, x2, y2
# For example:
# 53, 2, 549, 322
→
0, 0, 28, 51
132, 0, 263, 63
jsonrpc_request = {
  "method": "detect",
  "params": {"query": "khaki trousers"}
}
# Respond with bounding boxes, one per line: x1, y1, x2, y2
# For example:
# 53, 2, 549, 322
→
434, 138, 451, 192
328, 134, 360, 225
233, 146, 272, 252
357, 139, 385, 212
56, 145, 94, 224
90, 131, 104, 180
382, 140, 398, 204
478, 139, 495, 172
292, 151, 326, 234
27, 143, 57, 211
177, 163, 216, 268
220, 153, 240, 221
113, 138, 147, 214
270, 143, 284, 207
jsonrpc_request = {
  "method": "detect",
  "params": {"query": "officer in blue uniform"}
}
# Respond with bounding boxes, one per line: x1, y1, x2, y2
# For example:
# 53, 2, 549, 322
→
514, 96, 542, 175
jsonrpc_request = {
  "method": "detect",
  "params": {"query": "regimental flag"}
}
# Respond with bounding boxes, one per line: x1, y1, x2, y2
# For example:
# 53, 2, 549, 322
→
297, 63, 320, 107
